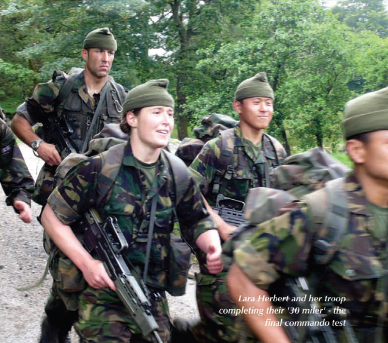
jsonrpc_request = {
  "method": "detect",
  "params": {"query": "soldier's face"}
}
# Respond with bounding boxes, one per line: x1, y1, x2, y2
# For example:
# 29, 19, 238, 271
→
356, 130, 388, 183
82, 48, 115, 78
127, 106, 174, 149
234, 97, 273, 131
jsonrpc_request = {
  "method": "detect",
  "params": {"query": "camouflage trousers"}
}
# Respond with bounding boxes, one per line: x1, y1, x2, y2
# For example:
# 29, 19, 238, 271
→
75, 285, 171, 343
191, 271, 257, 343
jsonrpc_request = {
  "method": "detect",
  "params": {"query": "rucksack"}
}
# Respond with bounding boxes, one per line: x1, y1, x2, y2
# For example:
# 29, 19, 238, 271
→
223, 147, 351, 268
175, 113, 238, 166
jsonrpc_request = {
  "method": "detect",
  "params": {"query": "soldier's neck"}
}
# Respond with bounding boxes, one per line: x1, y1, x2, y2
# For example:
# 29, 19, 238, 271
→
356, 169, 388, 207
239, 122, 264, 145
83, 70, 109, 97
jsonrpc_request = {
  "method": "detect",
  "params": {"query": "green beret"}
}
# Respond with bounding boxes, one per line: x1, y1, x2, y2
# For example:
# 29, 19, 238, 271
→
122, 79, 175, 113
343, 87, 388, 139
234, 72, 274, 101
83, 27, 117, 51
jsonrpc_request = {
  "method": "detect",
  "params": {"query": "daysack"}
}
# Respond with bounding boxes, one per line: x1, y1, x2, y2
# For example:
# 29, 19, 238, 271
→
175, 113, 238, 166
223, 147, 351, 268
48, 124, 193, 301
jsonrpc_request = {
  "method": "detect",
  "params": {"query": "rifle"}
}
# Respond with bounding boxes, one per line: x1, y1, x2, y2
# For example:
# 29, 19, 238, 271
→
42, 114, 80, 159
281, 277, 339, 343
212, 194, 245, 227
81, 208, 163, 343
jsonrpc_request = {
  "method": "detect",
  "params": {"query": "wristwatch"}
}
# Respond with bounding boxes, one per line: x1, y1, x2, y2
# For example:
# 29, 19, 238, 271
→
31, 138, 44, 151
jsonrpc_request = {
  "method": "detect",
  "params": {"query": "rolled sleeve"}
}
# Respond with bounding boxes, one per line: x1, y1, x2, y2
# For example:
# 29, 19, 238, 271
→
47, 156, 102, 225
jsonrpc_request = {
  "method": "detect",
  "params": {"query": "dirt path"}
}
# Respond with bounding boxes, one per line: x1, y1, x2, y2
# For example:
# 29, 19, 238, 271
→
0, 144, 198, 343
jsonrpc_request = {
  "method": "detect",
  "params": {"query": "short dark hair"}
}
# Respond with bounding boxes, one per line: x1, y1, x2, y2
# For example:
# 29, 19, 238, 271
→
120, 108, 141, 134
347, 131, 372, 144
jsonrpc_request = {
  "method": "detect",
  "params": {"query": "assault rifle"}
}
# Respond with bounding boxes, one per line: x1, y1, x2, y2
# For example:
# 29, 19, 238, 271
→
81, 208, 163, 343
212, 194, 245, 227
281, 277, 338, 343
42, 114, 80, 159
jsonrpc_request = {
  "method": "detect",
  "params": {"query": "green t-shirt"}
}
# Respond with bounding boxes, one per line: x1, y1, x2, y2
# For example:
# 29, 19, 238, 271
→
367, 201, 388, 241
134, 157, 157, 193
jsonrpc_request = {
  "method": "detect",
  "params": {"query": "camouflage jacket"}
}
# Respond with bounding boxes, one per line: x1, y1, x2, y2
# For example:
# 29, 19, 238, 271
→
16, 69, 127, 205
0, 119, 34, 207
233, 172, 388, 335
48, 140, 215, 290
189, 125, 287, 206
17, 69, 127, 152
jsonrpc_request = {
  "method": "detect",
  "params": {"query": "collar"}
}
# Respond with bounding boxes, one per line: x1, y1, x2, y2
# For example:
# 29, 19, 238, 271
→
344, 172, 371, 216
122, 140, 172, 183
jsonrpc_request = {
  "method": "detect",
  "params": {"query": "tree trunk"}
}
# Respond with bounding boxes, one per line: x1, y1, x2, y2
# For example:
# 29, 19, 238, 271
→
280, 127, 291, 156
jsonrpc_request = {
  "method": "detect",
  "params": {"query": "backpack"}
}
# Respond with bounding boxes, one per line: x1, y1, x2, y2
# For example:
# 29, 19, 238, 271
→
175, 113, 238, 166
223, 147, 351, 269
47, 124, 193, 303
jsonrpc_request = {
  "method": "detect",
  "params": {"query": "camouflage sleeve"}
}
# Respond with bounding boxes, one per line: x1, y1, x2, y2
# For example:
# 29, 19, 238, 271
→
233, 202, 314, 290
176, 173, 216, 246
16, 71, 67, 124
189, 137, 221, 195
0, 119, 34, 207
47, 155, 102, 225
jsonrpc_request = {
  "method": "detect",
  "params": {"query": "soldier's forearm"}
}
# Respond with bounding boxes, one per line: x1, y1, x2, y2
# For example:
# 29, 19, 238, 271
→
11, 114, 40, 146
41, 204, 94, 272
227, 264, 291, 343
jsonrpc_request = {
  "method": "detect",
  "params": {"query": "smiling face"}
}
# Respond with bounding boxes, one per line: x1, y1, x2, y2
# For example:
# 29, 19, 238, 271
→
126, 106, 174, 150
234, 97, 274, 132
82, 48, 115, 79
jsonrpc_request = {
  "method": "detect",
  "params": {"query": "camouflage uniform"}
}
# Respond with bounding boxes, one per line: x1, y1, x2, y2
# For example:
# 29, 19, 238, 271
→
16, 69, 127, 342
0, 118, 34, 207
47, 140, 215, 342
188, 125, 287, 342
16, 69, 127, 206
233, 172, 388, 342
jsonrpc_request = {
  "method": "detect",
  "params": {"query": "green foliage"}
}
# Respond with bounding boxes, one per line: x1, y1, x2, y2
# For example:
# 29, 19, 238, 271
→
1, 0, 388, 151
331, 151, 352, 168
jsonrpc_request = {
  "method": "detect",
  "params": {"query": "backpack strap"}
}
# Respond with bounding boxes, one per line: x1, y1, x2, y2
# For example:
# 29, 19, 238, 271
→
211, 128, 235, 195
304, 177, 348, 265
54, 71, 82, 109
95, 142, 126, 208
162, 149, 191, 206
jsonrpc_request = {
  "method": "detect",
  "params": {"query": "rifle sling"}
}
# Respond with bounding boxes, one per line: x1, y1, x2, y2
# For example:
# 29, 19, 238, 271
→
81, 82, 109, 153
143, 195, 158, 283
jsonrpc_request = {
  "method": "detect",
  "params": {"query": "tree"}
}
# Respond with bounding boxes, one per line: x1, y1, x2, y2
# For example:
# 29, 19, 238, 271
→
188, 0, 356, 153
332, 0, 388, 38
146, 0, 258, 139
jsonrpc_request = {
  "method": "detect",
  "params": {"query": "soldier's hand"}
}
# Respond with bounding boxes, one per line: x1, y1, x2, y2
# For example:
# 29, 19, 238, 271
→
206, 244, 223, 274
36, 142, 62, 166
82, 259, 116, 291
13, 200, 32, 223
218, 222, 237, 241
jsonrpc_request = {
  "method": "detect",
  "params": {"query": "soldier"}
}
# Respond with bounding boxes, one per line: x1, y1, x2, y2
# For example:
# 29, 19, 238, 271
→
227, 87, 388, 342
1, 118, 34, 223
11, 27, 127, 343
40, 79, 223, 343
12, 27, 127, 206
184, 72, 287, 342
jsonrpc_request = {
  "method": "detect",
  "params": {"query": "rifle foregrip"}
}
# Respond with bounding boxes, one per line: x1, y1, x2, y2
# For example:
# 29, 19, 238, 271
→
114, 271, 161, 340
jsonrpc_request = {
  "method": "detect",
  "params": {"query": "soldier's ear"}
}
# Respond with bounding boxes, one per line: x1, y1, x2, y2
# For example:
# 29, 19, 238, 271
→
126, 111, 138, 128
346, 139, 366, 164
233, 100, 243, 115
81, 49, 88, 62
